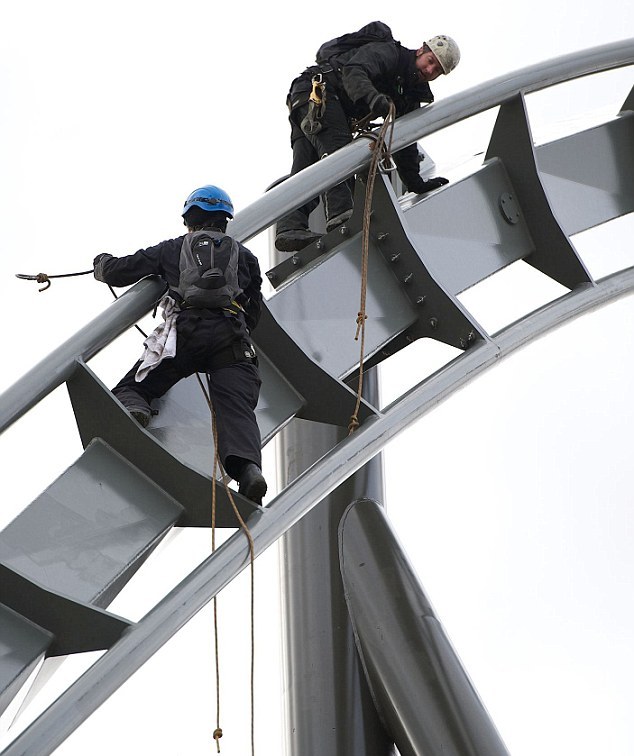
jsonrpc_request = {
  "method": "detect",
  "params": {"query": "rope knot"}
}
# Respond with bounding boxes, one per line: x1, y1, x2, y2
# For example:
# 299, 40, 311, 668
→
213, 727, 223, 753
348, 414, 360, 435
354, 311, 367, 341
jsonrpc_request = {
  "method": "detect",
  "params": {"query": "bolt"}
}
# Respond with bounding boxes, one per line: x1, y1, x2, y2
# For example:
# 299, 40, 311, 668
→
266, 271, 277, 282
339, 225, 349, 236
467, 331, 476, 343
378, 232, 389, 242
429, 317, 438, 329
291, 254, 301, 266
403, 273, 413, 284
390, 253, 401, 263
315, 240, 323, 251
416, 296, 426, 306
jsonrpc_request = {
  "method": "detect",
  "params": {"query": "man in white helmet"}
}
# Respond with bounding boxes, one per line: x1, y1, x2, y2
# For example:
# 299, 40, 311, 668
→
276, 22, 460, 252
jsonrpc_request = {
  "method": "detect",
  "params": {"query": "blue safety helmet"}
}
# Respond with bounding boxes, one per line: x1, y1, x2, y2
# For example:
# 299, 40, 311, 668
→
182, 185, 234, 219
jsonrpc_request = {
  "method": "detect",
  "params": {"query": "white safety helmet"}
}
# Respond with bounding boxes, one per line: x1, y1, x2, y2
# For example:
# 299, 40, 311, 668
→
426, 35, 460, 74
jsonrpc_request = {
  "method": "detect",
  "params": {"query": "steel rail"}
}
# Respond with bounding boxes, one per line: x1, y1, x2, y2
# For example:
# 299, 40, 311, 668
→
228, 37, 634, 244
5, 266, 633, 756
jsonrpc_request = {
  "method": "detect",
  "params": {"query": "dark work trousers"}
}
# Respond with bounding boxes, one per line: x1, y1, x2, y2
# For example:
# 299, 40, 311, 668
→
112, 308, 262, 477
277, 88, 355, 235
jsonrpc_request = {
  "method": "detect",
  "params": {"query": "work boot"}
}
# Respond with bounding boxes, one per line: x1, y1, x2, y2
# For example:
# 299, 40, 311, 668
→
325, 209, 353, 233
238, 463, 268, 505
275, 229, 322, 252
131, 410, 151, 428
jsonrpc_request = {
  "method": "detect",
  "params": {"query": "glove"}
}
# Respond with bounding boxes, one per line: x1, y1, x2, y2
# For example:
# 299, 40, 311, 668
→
407, 176, 449, 195
369, 93, 392, 118
93, 253, 114, 282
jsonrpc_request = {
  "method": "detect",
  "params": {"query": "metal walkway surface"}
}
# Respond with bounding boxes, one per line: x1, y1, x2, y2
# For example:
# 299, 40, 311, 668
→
0, 39, 633, 755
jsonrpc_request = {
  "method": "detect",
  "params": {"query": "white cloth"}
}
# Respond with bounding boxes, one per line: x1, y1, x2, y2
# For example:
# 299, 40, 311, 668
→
135, 295, 180, 382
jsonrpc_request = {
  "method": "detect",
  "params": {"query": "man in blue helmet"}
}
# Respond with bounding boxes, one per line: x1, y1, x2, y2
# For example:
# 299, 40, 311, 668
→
275, 23, 460, 252
92, 185, 267, 504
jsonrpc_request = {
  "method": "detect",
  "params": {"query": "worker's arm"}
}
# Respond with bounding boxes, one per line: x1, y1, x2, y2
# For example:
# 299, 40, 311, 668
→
340, 42, 400, 115
93, 238, 182, 287
238, 244, 263, 332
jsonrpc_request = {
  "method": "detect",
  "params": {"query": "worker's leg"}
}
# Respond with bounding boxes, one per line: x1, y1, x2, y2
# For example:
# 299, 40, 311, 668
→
207, 361, 266, 504
304, 96, 355, 229
111, 358, 184, 426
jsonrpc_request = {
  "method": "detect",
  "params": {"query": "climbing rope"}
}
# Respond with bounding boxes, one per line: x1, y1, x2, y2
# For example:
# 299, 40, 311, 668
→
348, 103, 396, 434
15, 268, 149, 338
196, 373, 257, 756
15, 269, 94, 292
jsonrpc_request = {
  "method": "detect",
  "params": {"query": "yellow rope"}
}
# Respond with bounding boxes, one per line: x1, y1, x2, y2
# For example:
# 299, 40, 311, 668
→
349, 104, 396, 435
196, 373, 257, 756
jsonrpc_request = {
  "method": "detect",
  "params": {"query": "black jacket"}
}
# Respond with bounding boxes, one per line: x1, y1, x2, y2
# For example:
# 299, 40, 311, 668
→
308, 42, 434, 190
94, 233, 263, 332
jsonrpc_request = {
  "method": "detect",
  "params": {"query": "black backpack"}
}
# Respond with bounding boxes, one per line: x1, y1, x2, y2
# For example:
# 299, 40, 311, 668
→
176, 230, 242, 309
315, 21, 396, 65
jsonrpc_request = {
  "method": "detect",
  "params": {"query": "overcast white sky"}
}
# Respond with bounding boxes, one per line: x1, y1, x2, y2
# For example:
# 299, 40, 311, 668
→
1, 1, 634, 754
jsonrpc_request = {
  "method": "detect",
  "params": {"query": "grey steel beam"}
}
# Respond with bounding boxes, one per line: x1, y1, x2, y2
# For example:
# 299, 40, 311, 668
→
0, 606, 52, 719
0, 564, 131, 657
266, 175, 487, 382
621, 84, 634, 113
228, 39, 634, 245
5, 265, 633, 756
536, 112, 634, 236
66, 362, 260, 527
0, 438, 183, 608
339, 499, 509, 756
485, 93, 593, 289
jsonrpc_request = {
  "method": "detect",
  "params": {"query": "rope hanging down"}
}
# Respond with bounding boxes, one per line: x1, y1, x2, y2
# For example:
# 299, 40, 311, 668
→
348, 103, 396, 435
195, 373, 257, 756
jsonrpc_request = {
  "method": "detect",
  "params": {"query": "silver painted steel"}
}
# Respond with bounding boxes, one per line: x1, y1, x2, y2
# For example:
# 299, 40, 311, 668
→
66, 360, 268, 527
0, 606, 52, 718
485, 94, 593, 289
5, 266, 633, 756
536, 112, 634, 236
0, 438, 182, 603
339, 499, 509, 756
404, 159, 535, 296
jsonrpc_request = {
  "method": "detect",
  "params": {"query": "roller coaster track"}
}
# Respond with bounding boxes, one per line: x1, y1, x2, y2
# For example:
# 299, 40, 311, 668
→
0, 38, 633, 755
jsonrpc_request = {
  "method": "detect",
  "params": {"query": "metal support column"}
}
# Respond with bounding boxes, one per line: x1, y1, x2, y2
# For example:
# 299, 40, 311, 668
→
278, 370, 392, 756
272, 215, 392, 754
